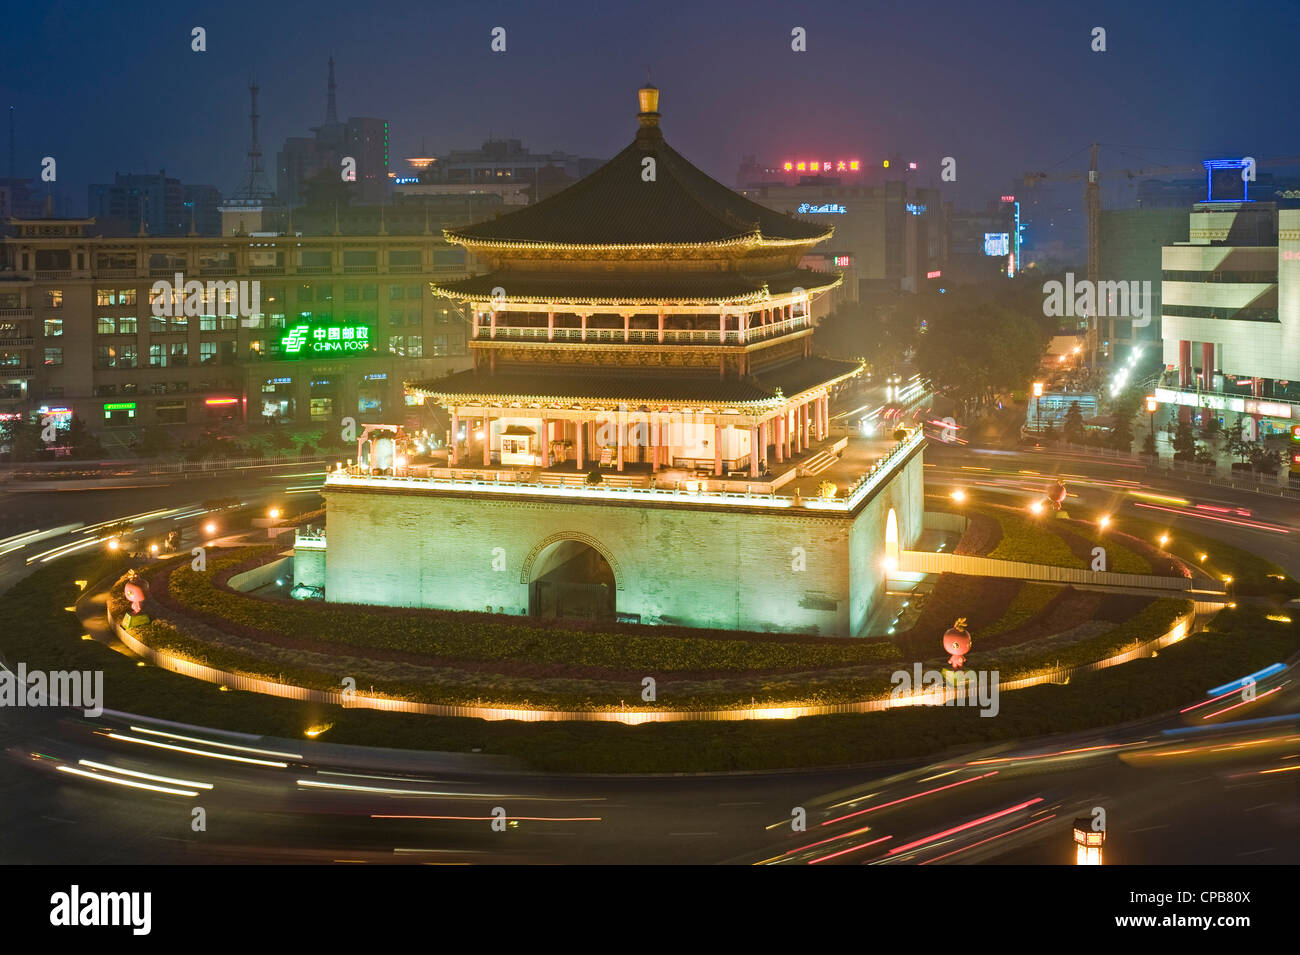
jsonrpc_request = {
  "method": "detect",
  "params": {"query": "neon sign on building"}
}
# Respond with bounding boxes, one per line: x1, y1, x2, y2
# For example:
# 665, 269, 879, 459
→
279, 322, 374, 357
797, 202, 847, 214
783, 160, 861, 173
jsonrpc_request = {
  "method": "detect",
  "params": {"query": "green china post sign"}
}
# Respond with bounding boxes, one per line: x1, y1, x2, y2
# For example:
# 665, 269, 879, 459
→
279, 321, 374, 358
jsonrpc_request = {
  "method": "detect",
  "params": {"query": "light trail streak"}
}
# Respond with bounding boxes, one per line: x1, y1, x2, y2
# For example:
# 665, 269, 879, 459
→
806, 834, 893, 865
820, 772, 997, 827
56, 765, 198, 797
966, 743, 1128, 765
107, 733, 289, 767
920, 814, 1057, 864
78, 759, 214, 790
372, 813, 602, 822
128, 725, 301, 759
1202, 686, 1283, 720
1131, 501, 1290, 534
886, 798, 1044, 856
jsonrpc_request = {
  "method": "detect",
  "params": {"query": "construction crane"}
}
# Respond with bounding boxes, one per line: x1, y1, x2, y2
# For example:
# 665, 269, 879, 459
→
1024, 146, 1300, 367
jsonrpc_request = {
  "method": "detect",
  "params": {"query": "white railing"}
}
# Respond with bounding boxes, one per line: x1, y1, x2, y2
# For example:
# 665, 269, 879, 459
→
480, 314, 809, 346
324, 430, 925, 513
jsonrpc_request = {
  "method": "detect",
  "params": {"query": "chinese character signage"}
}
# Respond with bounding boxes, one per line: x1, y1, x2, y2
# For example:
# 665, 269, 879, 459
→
279, 322, 374, 358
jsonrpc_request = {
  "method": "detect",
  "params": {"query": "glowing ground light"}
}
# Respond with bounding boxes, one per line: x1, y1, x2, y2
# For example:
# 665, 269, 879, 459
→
1074, 820, 1105, 865
950, 488, 967, 502
268, 508, 280, 520
107, 539, 119, 551
1029, 500, 1044, 515
1098, 515, 1111, 529
1159, 534, 1169, 546
204, 522, 216, 535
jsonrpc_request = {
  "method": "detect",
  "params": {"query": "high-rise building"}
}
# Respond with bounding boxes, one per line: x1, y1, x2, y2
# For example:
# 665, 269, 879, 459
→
948, 199, 1020, 285
1098, 208, 1189, 351
0, 178, 47, 219
422, 138, 604, 202
87, 171, 222, 236
277, 59, 390, 207
1155, 160, 1300, 439
739, 175, 945, 305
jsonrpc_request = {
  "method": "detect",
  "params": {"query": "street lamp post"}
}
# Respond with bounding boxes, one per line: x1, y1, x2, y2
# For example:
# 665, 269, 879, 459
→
1146, 395, 1158, 452
1032, 381, 1044, 434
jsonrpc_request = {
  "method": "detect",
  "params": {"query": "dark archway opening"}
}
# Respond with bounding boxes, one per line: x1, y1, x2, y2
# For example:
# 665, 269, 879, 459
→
529, 540, 616, 622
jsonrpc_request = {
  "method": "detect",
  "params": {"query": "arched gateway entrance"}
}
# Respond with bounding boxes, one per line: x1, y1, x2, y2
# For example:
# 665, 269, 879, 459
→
526, 538, 618, 621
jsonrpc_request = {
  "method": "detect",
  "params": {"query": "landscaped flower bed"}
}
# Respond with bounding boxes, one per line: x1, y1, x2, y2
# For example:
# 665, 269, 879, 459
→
133, 548, 903, 674
104, 549, 1194, 712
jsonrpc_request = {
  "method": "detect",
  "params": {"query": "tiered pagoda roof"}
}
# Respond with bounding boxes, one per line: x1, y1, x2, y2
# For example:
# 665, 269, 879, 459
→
430, 267, 836, 306
411, 356, 863, 407
416, 87, 859, 408
444, 97, 829, 252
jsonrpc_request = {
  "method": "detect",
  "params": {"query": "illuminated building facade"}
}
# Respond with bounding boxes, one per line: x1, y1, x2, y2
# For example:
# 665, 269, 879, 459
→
312, 89, 926, 635
0, 218, 472, 442
739, 175, 945, 303
1157, 166, 1300, 438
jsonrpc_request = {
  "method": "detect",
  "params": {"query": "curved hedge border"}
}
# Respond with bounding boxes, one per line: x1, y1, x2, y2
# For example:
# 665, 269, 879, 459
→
108, 550, 1194, 712
154, 548, 903, 673
7, 549, 1292, 773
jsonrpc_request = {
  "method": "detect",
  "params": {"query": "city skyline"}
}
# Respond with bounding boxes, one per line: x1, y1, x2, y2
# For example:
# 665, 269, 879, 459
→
7, 0, 1300, 246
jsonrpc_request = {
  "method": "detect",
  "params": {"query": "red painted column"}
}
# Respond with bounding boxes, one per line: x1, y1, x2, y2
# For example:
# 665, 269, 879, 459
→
539, 418, 549, 467
483, 413, 492, 466
714, 424, 723, 476
616, 418, 624, 471
749, 426, 759, 477
450, 411, 459, 465
651, 418, 660, 472
1179, 340, 1192, 388
575, 418, 584, 469
1201, 342, 1215, 390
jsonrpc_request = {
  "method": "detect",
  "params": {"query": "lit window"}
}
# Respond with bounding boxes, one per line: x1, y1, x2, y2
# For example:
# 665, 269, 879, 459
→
44, 347, 63, 366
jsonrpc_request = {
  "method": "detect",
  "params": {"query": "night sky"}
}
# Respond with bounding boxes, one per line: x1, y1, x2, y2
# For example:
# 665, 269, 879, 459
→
6, 0, 1300, 254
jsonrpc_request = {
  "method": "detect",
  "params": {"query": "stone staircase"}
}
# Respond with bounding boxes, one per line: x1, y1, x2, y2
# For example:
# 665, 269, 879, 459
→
797, 448, 838, 477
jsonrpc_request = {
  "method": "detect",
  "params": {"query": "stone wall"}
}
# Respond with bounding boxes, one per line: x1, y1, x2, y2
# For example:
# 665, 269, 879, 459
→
320, 447, 923, 636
